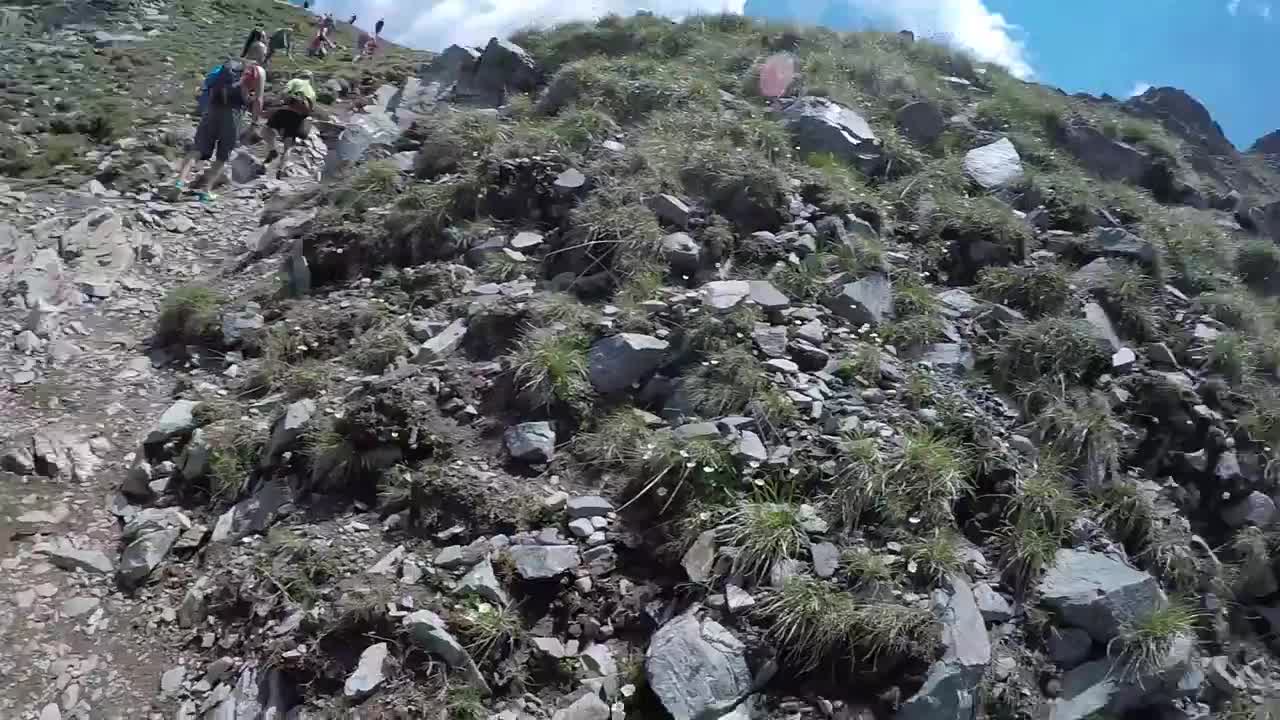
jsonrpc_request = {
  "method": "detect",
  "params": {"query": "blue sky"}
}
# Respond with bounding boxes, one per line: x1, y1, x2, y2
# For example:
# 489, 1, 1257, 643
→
745, 0, 1279, 149
312, 0, 1278, 148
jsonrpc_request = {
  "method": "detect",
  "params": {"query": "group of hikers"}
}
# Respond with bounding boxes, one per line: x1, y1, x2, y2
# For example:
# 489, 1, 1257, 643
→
174, 12, 385, 199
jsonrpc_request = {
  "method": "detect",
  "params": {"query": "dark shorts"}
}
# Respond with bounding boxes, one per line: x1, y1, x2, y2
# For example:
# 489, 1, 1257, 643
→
194, 104, 242, 162
268, 109, 309, 140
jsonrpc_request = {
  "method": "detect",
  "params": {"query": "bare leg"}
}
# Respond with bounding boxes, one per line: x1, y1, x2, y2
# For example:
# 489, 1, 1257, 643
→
275, 138, 294, 178
176, 151, 202, 185
203, 160, 227, 191
262, 126, 279, 163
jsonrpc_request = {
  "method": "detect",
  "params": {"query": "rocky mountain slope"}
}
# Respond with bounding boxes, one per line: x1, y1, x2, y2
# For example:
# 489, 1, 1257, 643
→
7, 4, 1280, 720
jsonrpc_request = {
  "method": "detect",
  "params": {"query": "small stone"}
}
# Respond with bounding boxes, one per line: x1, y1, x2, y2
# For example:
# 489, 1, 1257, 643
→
569, 518, 595, 538
160, 666, 186, 695
725, 584, 755, 613
567, 496, 614, 519
61, 596, 100, 618
973, 583, 1013, 623
810, 542, 839, 579
344, 642, 390, 699
1112, 347, 1136, 372
504, 421, 556, 463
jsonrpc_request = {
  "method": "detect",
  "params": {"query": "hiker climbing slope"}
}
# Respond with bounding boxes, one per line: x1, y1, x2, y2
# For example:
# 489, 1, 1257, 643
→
263, 70, 316, 179
174, 43, 267, 198
265, 25, 293, 64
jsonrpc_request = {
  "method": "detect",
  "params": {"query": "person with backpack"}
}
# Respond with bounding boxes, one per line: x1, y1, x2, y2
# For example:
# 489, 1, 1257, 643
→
348, 14, 357, 25
265, 26, 293, 65
263, 70, 316, 179
375, 18, 384, 37
174, 45, 267, 197
240, 26, 265, 58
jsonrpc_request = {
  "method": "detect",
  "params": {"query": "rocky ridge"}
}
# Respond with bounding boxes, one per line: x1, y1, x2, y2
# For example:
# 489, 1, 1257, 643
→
5, 6, 1280, 720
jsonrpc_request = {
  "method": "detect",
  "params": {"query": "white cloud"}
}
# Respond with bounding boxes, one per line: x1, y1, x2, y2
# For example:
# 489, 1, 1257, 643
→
318, 0, 746, 49
1227, 0, 1242, 14
766, 0, 1033, 78
1128, 81, 1152, 97
317, 0, 1033, 80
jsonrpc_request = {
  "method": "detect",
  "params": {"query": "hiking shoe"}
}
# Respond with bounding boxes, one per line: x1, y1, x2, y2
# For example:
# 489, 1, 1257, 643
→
265, 150, 279, 164
196, 191, 217, 203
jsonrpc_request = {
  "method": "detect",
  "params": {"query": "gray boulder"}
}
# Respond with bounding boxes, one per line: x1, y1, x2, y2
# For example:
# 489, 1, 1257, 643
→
474, 37, 540, 94
747, 280, 790, 311
1095, 227, 1157, 267
92, 30, 145, 48
566, 495, 614, 518
1038, 549, 1163, 642
1046, 633, 1196, 720
343, 642, 389, 699
261, 399, 316, 467
117, 527, 180, 589
973, 582, 1013, 623
588, 334, 669, 394
662, 232, 701, 273
458, 558, 509, 605
229, 150, 264, 184
700, 280, 751, 310
826, 274, 893, 326
682, 529, 717, 583
896, 101, 945, 145
647, 612, 753, 720
504, 421, 556, 463
551, 694, 610, 720
783, 96, 883, 174
508, 545, 581, 579
413, 318, 468, 363
897, 575, 991, 720
964, 138, 1024, 190
649, 194, 693, 227
43, 541, 114, 574
403, 610, 488, 690
146, 400, 199, 445
326, 111, 400, 176
210, 480, 293, 543
1062, 124, 1150, 183
1047, 627, 1094, 669
1083, 302, 1122, 351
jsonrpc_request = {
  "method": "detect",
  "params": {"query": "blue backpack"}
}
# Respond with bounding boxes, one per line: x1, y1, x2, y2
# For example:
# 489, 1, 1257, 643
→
206, 61, 247, 109
197, 64, 223, 113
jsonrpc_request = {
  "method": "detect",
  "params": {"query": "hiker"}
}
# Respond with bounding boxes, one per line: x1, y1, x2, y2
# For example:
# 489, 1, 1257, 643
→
322, 13, 335, 32
174, 44, 267, 197
375, 18, 384, 37
240, 26, 265, 58
352, 31, 375, 62
307, 25, 329, 58
263, 70, 316, 179
265, 25, 293, 64
348, 14, 357, 25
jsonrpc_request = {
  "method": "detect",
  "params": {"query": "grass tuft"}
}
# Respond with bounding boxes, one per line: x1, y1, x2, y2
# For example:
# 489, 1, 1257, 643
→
976, 264, 1073, 318
1110, 601, 1199, 677
993, 317, 1110, 386
508, 326, 591, 413
904, 528, 966, 585
453, 599, 523, 662
157, 285, 226, 345
719, 500, 809, 582
684, 346, 769, 416
754, 577, 936, 670
858, 430, 973, 528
